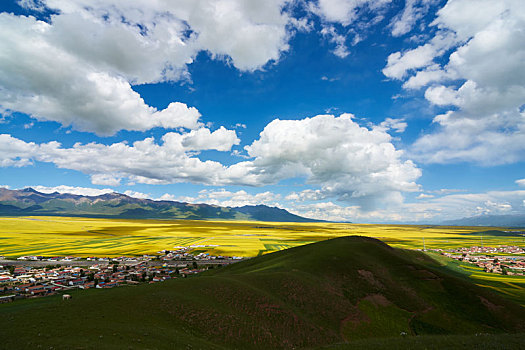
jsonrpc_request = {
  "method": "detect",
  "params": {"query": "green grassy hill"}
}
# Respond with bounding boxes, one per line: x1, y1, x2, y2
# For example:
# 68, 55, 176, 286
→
1, 236, 523, 349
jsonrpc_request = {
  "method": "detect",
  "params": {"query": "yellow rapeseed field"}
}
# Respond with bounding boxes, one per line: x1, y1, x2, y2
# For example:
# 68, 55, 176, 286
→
0, 216, 523, 258
2, 216, 523, 302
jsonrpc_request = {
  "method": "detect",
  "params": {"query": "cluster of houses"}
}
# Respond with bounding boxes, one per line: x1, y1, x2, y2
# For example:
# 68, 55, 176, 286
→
439, 245, 525, 275
158, 247, 243, 261
0, 262, 206, 303
0, 248, 242, 303
11, 247, 243, 264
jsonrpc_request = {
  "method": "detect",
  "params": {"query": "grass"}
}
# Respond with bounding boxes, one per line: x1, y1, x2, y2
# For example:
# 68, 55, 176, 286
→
341, 299, 413, 340
0, 216, 524, 258
1, 236, 523, 349
424, 251, 525, 306
322, 333, 525, 350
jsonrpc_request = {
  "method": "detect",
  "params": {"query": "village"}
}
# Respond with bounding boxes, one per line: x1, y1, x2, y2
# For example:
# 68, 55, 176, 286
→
437, 245, 525, 275
2, 244, 524, 304
0, 247, 244, 303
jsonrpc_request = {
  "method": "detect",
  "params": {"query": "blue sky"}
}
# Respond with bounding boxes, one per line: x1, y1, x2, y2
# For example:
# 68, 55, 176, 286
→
1, 0, 524, 223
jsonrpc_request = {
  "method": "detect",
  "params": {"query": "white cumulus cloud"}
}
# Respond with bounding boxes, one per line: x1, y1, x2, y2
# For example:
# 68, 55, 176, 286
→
286, 189, 327, 202
384, 0, 525, 165
289, 190, 525, 223
179, 189, 282, 208
181, 127, 240, 152
1, 0, 295, 134
0, 127, 239, 186
389, 0, 440, 37
241, 113, 421, 209
320, 25, 350, 58
90, 174, 122, 187
30, 185, 115, 196
0, 113, 422, 211
0, 13, 202, 135
312, 0, 391, 26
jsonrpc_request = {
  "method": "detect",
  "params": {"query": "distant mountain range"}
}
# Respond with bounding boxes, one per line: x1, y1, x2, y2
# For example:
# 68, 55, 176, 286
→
442, 214, 525, 228
0, 188, 320, 222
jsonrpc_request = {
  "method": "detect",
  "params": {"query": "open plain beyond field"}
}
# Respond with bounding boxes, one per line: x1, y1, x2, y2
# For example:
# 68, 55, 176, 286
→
0, 216, 524, 258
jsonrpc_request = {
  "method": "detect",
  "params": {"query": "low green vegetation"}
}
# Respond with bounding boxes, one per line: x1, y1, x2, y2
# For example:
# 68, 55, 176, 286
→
324, 333, 525, 350
425, 251, 525, 306
1, 236, 523, 349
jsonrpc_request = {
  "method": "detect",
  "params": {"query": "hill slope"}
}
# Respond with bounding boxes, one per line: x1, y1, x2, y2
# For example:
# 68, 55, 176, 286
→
0, 187, 319, 222
0, 236, 523, 349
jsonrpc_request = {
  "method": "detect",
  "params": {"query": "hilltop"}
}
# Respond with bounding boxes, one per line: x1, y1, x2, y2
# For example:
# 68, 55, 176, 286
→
0, 187, 318, 222
1, 236, 523, 349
